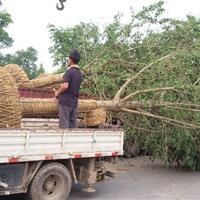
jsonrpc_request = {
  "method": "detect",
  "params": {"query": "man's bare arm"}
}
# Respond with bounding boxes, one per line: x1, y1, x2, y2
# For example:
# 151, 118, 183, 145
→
54, 82, 69, 97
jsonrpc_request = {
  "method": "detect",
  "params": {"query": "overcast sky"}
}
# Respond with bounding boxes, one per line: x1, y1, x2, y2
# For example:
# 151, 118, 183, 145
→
1, 0, 199, 73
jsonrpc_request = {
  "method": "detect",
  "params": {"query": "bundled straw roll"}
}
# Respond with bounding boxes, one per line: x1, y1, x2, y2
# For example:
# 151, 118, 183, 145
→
0, 68, 22, 127
21, 98, 107, 126
37, 73, 51, 78
3, 64, 63, 88
3, 64, 29, 87
36, 73, 61, 89
26, 74, 63, 88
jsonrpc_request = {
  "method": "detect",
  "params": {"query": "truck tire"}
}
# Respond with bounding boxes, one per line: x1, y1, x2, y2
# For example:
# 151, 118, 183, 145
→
28, 162, 72, 200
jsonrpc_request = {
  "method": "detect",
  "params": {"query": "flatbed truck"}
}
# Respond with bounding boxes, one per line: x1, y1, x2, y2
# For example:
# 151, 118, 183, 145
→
0, 118, 124, 200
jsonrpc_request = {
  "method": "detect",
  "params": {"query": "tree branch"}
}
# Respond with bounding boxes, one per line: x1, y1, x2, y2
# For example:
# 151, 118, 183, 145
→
114, 53, 173, 101
162, 105, 200, 112
121, 87, 175, 102
152, 102, 200, 109
193, 77, 200, 86
121, 108, 200, 129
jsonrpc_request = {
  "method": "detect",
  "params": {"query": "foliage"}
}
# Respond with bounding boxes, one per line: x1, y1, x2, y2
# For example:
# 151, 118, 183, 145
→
48, 22, 102, 70
0, 10, 13, 49
49, 1, 200, 170
0, 47, 42, 79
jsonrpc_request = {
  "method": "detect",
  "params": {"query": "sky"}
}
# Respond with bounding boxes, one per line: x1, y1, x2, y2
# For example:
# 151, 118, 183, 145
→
0, 0, 199, 73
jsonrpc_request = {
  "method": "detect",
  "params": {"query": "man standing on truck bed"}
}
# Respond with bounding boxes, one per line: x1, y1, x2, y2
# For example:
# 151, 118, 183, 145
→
54, 49, 83, 128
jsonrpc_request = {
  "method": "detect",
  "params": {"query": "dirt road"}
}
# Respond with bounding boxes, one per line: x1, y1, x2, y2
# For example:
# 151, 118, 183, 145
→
1, 156, 200, 200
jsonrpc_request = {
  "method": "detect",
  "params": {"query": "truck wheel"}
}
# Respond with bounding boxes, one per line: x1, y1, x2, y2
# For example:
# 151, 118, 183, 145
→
28, 162, 72, 200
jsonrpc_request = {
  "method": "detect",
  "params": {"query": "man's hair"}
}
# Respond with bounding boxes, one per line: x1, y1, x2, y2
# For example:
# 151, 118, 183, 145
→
69, 49, 81, 64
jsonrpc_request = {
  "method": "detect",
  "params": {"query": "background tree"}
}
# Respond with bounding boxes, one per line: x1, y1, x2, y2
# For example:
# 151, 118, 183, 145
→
48, 22, 102, 70
0, 10, 13, 49
0, 47, 42, 79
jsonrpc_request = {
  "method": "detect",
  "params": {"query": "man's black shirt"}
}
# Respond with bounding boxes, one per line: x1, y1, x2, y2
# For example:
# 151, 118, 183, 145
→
59, 66, 83, 107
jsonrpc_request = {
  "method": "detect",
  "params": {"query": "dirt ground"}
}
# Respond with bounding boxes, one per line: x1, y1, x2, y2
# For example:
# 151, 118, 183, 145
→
1, 156, 200, 200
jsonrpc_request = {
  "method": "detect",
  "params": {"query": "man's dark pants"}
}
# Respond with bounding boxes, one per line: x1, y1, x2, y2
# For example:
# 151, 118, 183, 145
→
58, 104, 77, 128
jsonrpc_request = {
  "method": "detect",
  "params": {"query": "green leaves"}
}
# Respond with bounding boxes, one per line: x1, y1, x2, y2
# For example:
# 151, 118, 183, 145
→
0, 47, 40, 79
0, 11, 13, 49
11, 47, 38, 79
48, 1, 200, 170
48, 22, 101, 69
135, 0, 165, 25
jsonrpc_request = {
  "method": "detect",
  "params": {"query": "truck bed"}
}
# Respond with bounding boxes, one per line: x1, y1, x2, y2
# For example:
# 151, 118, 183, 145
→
0, 126, 124, 164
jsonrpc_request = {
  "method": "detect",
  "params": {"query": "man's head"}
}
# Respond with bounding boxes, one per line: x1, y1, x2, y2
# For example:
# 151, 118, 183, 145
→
67, 49, 80, 67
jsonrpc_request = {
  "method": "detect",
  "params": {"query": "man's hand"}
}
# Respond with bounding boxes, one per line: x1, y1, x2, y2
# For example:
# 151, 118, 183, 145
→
53, 83, 68, 98
53, 88, 59, 98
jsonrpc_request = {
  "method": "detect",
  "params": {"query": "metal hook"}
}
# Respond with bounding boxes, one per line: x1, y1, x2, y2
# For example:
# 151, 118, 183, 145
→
56, 0, 67, 11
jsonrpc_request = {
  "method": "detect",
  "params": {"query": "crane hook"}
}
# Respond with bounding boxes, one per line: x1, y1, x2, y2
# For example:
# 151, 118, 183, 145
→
56, 0, 67, 11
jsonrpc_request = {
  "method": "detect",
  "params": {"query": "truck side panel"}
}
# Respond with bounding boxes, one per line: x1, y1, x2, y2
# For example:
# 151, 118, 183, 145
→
0, 129, 123, 164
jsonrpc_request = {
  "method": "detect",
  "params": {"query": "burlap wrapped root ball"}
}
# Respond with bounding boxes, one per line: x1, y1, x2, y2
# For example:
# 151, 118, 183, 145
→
3, 64, 29, 87
77, 100, 107, 126
0, 68, 22, 128
85, 108, 107, 127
